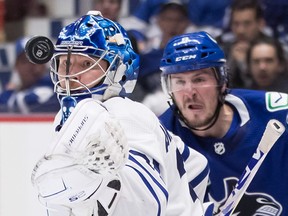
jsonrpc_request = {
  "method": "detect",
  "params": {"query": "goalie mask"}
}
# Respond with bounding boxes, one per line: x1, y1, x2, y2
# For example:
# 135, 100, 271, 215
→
50, 11, 139, 102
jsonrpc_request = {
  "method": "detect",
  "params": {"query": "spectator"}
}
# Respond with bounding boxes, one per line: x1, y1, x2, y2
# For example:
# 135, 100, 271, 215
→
216, 0, 272, 89
128, 0, 231, 36
159, 31, 288, 215
126, 29, 147, 54
93, 0, 122, 22
130, 2, 194, 101
246, 36, 288, 92
93, 0, 148, 55
0, 37, 60, 113
4, 0, 47, 41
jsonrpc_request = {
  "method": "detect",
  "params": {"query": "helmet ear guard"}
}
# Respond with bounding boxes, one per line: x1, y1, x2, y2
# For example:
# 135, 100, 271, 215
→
102, 62, 127, 100
102, 47, 139, 100
213, 66, 229, 89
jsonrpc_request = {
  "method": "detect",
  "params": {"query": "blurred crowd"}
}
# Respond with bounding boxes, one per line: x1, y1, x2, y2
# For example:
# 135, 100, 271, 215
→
1, 0, 288, 114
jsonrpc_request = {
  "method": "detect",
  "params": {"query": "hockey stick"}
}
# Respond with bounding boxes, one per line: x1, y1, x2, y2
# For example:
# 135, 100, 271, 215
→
216, 119, 285, 216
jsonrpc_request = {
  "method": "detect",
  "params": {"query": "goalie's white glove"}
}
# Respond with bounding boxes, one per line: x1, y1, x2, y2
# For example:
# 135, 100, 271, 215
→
31, 98, 128, 216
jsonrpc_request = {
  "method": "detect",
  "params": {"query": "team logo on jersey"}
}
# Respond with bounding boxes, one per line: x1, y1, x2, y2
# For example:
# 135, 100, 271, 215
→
266, 92, 288, 112
214, 142, 225, 155
210, 177, 283, 215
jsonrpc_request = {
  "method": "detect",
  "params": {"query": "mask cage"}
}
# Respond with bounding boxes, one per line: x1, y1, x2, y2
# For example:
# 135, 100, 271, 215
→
50, 46, 121, 98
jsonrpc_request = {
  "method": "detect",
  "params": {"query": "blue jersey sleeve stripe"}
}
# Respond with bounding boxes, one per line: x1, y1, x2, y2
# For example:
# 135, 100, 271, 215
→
130, 149, 161, 175
188, 183, 199, 202
159, 123, 172, 153
189, 163, 210, 188
126, 164, 162, 216
176, 149, 186, 178
129, 153, 169, 200
204, 203, 214, 216
129, 149, 156, 170
181, 144, 190, 161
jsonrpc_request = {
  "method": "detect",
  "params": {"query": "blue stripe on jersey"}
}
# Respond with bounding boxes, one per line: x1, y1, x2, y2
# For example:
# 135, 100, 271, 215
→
130, 149, 161, 174
179, 144, 210, 187
153, 159, 160, 174
128, 153, 169, 200
159, 123, 172, 152
188, 182, 199, 202
176, 148, 186, 178
126, 164, 162, 216
181, 144, 190, 161
204, 203, 214, 216
189, 163, 210, 188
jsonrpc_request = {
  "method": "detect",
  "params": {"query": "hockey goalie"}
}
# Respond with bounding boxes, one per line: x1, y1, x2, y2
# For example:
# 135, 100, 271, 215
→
31, 97, 212, 216
29, 10, 213, 216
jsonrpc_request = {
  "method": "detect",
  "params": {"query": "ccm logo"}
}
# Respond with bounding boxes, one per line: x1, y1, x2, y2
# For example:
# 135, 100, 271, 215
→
175, 55, 196, 61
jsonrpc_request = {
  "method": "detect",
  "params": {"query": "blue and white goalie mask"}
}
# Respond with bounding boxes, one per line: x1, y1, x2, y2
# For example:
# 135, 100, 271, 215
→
50, 11, 139, 102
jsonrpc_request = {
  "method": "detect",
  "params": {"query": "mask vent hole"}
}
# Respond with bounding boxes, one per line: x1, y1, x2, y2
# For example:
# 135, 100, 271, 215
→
201, 52, 208, 58
176, 45, 196, 51
121, 75, 126, 82
86, 23, 94, 27
166, 58, 172, 63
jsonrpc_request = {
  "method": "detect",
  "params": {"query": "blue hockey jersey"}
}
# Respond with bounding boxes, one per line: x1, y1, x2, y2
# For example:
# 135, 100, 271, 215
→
159, 89, 288, 215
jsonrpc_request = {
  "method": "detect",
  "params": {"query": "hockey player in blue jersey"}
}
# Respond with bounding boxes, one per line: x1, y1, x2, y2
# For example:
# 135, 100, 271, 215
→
29, 11, 214, 215
159, 31, 288, 215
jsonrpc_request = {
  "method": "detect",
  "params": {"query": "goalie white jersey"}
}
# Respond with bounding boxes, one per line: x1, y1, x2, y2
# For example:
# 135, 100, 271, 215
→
32, 97, 212, 216
104, 97, 211, 215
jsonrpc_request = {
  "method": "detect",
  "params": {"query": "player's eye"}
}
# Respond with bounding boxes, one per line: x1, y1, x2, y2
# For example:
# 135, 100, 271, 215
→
175, 79, 186, 86
192, 77, 205, 84
83, 60, 94, 68
59, 58, 66, 65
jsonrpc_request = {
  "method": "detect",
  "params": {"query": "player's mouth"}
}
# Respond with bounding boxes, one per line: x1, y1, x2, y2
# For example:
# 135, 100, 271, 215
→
187, 103, 203, 112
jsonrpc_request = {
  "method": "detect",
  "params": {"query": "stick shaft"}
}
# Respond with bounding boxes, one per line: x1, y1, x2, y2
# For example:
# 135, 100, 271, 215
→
218, 119, 285, 216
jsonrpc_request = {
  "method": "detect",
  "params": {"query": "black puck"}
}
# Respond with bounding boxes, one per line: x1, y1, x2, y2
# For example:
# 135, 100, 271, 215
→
25, 36, 54, 64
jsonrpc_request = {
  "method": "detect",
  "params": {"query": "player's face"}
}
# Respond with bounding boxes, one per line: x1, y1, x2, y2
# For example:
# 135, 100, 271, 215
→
250, 43, 281, 88
157, 8, 189, 41
57, 54, 108, 91
171, 68, 219, 129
